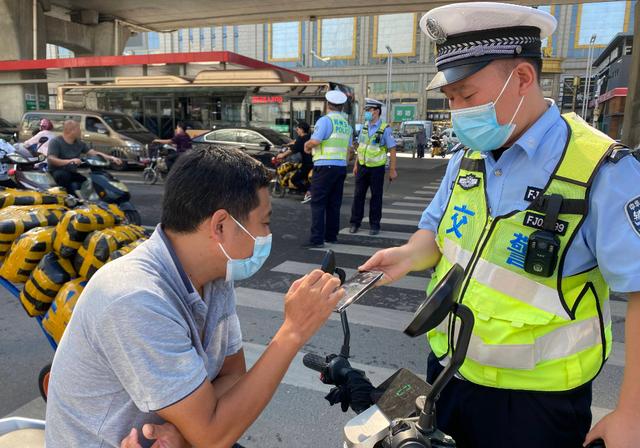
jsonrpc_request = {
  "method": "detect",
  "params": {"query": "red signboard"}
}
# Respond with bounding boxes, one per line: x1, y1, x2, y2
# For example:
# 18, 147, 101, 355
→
251, 96, 284, 104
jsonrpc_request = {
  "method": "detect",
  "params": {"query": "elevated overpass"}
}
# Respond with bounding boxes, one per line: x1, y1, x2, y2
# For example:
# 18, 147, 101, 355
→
0, 0, 638, 145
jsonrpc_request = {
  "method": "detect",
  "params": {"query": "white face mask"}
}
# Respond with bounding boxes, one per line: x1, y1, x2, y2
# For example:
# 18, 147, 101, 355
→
218, 216, 272, 282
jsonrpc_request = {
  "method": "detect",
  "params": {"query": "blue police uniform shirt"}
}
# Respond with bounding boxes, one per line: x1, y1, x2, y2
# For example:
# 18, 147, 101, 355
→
419, 100, 640, 293
358, 119, 397, 150
311, 112, 352, 167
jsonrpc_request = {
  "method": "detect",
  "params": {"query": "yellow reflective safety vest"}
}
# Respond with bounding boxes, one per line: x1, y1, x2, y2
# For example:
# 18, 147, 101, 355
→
358, 122, 389, 167
313, 113, 351, 163
428, 113, 614, 392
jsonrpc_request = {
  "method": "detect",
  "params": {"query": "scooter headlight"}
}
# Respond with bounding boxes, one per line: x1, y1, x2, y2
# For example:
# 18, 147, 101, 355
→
108, 180, 129, 192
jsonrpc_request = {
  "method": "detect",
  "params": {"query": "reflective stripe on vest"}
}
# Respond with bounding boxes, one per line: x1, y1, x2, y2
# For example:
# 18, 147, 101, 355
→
428, 113, 614, 391
314, 113, 351, 162
357, 122, 388, 167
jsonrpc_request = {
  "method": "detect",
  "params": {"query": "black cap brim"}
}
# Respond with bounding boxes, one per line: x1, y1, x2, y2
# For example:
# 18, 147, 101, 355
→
427, 60, 492, 91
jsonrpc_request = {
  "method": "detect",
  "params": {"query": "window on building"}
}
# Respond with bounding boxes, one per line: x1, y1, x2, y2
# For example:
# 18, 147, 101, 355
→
536, 6, 553, 54
319, 18, 356, 59
147, 32, 160, 50
374, 13, 417, 57
269, 21, 301, 61
211, 27, 216, 49
577, 1, 630, 47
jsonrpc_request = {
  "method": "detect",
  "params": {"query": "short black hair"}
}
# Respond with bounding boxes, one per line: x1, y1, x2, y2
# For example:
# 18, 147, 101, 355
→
161, 146, 271, 233
296, 121, 310, 133
327, 102, 343, 111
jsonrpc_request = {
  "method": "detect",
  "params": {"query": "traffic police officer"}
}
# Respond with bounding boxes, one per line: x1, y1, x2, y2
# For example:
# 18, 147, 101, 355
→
303, 90, 352, 248
360, 3, 640, 448
349, 98, 398, 236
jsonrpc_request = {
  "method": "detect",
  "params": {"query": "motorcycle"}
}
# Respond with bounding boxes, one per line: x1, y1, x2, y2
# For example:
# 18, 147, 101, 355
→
304, 252, 606, 448
269, 149, 311, 198
142, 143, 174, 185
3, 149, 141, 225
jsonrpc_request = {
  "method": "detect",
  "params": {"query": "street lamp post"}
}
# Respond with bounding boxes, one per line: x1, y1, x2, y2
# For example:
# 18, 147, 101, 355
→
581, 33, 597, 119
385, 45, 393, 122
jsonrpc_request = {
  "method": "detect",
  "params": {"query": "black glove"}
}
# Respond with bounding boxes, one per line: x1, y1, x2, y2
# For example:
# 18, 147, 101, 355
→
325, 369, 375, 414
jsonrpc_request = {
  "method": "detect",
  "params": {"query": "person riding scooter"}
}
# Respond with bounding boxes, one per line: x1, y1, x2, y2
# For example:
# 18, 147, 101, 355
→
47, 120, 122, 194
23, 118, 56, 156
151, 122, 192, 172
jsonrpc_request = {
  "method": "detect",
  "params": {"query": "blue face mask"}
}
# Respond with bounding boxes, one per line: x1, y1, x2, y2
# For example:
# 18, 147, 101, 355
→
219, 216, 272, 282
364, 111, 373, 122
451, 70, 525, 152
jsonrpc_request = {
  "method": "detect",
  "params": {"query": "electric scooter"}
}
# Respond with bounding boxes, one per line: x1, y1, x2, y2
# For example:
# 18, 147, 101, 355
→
304, 252, 606, 448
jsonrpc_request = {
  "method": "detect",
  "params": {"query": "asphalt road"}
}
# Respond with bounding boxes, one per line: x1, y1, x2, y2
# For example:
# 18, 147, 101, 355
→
0, 154, 627, 447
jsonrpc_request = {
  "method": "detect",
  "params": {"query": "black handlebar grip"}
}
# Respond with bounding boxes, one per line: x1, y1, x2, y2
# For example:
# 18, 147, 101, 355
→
586, 439, 605, 448
303, 353, 327, 373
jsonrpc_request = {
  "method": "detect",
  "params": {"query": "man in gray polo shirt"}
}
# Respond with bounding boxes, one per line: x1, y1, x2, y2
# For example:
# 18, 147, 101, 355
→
45, 147, 344, 447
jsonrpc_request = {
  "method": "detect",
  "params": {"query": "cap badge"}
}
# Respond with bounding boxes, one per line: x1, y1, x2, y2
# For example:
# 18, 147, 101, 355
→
425, 18, 447, 44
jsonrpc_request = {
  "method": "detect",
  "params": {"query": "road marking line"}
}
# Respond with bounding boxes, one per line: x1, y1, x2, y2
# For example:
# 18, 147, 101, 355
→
310, 243, 379, 257
403, 196, 430, 201
271, 261, 427, 291
339, 228, 412, 240
382, 208, 423, 216
236, 287, 414, 332
413, 190, 434, 195
363, 217, 418, 226
391, 202, 426, 208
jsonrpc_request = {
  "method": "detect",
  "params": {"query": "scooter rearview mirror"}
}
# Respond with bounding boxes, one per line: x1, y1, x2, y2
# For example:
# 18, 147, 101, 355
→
404, 264, 464, 337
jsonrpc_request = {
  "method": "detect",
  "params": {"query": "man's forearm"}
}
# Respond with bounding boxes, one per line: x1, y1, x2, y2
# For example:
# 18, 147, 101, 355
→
405, 229, 442, 272
196, 329, 302, 447
389, 149, 397, 171
211, 372, 243, 399
616, 293, 640, 416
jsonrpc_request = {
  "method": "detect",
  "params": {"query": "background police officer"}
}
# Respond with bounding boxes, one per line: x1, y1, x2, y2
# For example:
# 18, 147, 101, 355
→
360, 3, 640, 448
303, 91, 352, 248
349, 98, 397, 236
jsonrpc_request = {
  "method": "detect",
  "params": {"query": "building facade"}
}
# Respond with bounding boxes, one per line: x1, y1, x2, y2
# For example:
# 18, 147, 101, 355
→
56, 1, 635, 127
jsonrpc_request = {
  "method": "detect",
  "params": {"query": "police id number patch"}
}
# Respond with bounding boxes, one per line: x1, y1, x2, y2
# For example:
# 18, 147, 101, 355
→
625, 197, 640, 237
523, 212, 569, 236
457, 174, 480, 190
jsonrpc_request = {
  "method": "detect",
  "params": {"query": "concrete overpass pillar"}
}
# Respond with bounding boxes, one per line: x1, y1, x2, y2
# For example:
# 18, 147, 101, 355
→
622, 1, 640, 148
0, 0, 48, 123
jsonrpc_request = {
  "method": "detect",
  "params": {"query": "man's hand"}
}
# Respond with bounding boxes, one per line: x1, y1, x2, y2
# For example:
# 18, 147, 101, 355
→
66, 158, 82, 166
282, 270, 344, 346
584, 409, 640, 448
389, 169, 398, 181
120, 423, 189, 448
276, 152, 287, 160
352, 164, 358, 176
110, 155, 124, 165
359, 246, 415, 286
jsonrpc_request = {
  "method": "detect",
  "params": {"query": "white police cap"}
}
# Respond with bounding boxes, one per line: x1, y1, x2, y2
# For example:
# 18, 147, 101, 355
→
325, 90, 348, 105
420, 2, 557, 90
364, 98, 384, 109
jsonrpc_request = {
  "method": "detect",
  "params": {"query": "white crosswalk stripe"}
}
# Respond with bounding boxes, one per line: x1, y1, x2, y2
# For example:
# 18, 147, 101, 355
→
310, 243, 379, 257
382, 208, 423, 216
339, 228, 412, 240
363, 217, 418, 226
404, 196, 431, 201
392, 202, 428, 208
272, 261, 428, 291
413, 190, 435, 195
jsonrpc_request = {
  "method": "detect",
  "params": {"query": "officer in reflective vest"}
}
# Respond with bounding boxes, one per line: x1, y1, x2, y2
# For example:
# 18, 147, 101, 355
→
360, 3, 640, 448
349, 98, 397, 236
303, 90, 353, 248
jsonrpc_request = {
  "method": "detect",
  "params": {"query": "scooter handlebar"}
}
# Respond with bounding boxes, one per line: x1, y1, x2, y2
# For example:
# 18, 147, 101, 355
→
303, 353, 328, 373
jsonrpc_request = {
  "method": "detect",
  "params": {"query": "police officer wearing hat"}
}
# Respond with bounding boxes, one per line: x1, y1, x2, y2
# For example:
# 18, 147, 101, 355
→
303, 90, 353, 248
360, 3, 640, 447
349, 98, 398, 236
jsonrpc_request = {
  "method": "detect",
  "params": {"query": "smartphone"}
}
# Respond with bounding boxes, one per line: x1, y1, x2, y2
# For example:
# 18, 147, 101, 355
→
335, 270, 384, 312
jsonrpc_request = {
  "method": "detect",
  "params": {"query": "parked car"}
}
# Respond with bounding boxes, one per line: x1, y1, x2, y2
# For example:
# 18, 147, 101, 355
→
193, 126, 293, 166
0, 118, 18, 142
18, 110, 158, 170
